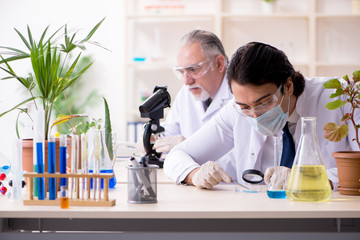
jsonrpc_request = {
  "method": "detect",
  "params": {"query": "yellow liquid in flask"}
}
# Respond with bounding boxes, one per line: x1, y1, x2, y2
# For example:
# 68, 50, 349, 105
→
286, 165, 332, 202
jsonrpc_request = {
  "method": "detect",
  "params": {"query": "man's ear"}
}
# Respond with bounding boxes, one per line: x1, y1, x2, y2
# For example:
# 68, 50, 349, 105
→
285, 76, 294, 95
214, 55, 226, 72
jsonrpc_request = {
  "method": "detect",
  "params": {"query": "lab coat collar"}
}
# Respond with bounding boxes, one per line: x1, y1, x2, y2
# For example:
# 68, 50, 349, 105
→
204, 73, 232, 117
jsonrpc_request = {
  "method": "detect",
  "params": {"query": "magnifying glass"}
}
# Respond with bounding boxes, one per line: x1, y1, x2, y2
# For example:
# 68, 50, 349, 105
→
242, 169, 264, 184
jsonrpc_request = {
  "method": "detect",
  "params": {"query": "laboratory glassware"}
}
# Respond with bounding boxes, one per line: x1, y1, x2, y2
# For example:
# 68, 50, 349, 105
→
286, 117, 332, 202
99, 129, 116, 189
81, 133, 88, 200
60, 135, 67, 187
48, 135, 56, 200
267, 135, 287, 199
34, 108, 45, 200
12, 138, 22, 201
70, 134, 79, 199
60, 186, 69, 209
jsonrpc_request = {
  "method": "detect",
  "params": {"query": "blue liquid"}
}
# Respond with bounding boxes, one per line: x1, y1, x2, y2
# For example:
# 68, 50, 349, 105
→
267, 190, 287, 199
60, 146, 67, 187
89, 169, 117, 189
48, 141, 56, 200
133, 57, 146, 62
0, 165, 11, 175
36, 142, 45, 200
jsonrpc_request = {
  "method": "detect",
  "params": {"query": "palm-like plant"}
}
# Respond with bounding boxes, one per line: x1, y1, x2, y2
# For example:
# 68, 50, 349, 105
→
0, 18, 105, 139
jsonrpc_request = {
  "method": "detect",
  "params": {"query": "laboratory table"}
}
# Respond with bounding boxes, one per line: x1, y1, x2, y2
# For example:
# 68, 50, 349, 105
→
0, 159, 359, 240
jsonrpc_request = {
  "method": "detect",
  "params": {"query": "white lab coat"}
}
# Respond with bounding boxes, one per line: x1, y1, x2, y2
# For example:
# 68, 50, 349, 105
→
163, 74, 233, 138
164, 77, 359, 186
162, 75, 236, 176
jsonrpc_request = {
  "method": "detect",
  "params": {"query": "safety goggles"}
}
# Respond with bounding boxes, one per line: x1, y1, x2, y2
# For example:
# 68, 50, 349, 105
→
172, 59, 214, 81
233, 85, 282, 117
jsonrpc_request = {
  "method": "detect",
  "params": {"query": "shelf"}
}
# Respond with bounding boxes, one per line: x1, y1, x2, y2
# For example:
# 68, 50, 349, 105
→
221, 13, 309, 19
127, 14, 216, 19
124, 0, 360, 141
316, 14, 360, 18
127, 62, 174, 70
316, 62, 360, 67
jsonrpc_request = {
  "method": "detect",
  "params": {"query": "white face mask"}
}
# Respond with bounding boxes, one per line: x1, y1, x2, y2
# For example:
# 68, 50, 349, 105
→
246, 95, 290, 136
187, 84, 210, 101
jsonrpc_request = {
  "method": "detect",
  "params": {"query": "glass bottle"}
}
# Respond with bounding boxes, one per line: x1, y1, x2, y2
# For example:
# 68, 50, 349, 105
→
286, 117, 332, 202
60, 186, 69, 209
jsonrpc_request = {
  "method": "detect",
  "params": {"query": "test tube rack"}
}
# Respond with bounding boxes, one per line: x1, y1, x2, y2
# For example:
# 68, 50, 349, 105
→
23, 172, 116, 207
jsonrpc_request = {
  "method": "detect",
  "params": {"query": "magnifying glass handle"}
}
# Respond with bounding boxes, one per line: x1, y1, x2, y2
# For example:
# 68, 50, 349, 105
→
232, 180, 249, 190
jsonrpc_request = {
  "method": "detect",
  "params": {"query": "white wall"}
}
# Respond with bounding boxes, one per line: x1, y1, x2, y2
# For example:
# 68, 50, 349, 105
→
0, 0, 126, 159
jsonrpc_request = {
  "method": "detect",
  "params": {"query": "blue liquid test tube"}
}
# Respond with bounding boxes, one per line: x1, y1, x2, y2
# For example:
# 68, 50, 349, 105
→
60, 136, 67, 187
36, 142, 45, 200
48, 136, 56, 200
34, 108, 45, 200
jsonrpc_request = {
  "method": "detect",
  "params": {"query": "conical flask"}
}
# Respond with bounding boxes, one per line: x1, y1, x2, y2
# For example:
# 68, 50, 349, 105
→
286, 117, 332, 201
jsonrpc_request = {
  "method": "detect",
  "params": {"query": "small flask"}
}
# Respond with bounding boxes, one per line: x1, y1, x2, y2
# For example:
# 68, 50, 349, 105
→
267, 135, 287, 199
286, 117, 332, 202
60, 186, 69, 209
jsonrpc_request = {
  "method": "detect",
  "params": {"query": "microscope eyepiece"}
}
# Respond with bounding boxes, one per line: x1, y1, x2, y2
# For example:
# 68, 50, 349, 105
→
139, 86, 171, 118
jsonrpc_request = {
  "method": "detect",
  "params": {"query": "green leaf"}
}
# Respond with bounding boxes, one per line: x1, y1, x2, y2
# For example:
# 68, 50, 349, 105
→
341, 113, 350, 122
14, 27, 31, 51
0, 97, 37, 117
329, 88, 344, 98
353, 70, 360, 82
103, 97, 113, 160
323, 78, 341, 89
323, 122, 349, 142
80, 18, 105, 44
325, 99, 347, 110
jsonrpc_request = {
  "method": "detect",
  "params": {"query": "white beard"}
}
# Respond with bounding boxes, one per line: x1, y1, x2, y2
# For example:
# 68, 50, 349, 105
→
187, 84, 210, 101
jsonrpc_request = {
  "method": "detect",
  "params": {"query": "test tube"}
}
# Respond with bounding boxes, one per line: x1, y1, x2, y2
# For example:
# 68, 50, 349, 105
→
267, 135, 286, 199
34, 109, 45, 200
60, 135, 67, 187
70, 134, 79, 199
81, 133, 88, 200
12, 138, 23, 201
94, 129, 101, 200
48, 135, 56, 200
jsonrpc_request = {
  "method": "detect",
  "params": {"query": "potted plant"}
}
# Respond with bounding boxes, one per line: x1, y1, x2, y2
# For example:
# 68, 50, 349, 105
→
260, 0, 278, 14
323, 69, 360, 196
0, 18, 105, 172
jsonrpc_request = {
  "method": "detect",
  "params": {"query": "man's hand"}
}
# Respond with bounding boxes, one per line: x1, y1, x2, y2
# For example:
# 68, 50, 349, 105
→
264, 166, 291, 189
191, 161, 232, 189
153, 135, 185, 153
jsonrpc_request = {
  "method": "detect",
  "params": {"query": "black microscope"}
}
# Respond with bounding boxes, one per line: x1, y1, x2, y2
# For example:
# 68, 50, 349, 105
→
139, 86, 171, 168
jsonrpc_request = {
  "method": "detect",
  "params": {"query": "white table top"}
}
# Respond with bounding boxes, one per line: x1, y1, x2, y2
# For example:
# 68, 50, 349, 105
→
1, 183, 359, 219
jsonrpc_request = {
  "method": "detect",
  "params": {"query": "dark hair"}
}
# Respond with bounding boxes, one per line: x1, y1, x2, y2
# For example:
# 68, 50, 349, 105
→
181, 29, 228, 64
227, 42, 305, 97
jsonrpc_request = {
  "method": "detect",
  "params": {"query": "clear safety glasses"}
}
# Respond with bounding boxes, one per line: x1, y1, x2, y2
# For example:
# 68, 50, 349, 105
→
233, 85, 282, 117
172, 59, 214, 81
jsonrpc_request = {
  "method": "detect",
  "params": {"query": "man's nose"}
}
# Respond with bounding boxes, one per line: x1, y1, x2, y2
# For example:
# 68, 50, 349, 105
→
184, 73, 195, 85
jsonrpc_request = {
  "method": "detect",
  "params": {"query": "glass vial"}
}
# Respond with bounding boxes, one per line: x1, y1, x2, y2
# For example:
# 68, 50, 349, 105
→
286, 117, 332, 202
267, 135, 287, 199
60, 186, 69, 209
12, 138, 23, 201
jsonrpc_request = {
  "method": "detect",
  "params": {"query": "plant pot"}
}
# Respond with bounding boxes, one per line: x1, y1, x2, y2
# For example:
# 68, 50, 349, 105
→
22, 138, 73, 173
332, 151, 360, 196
